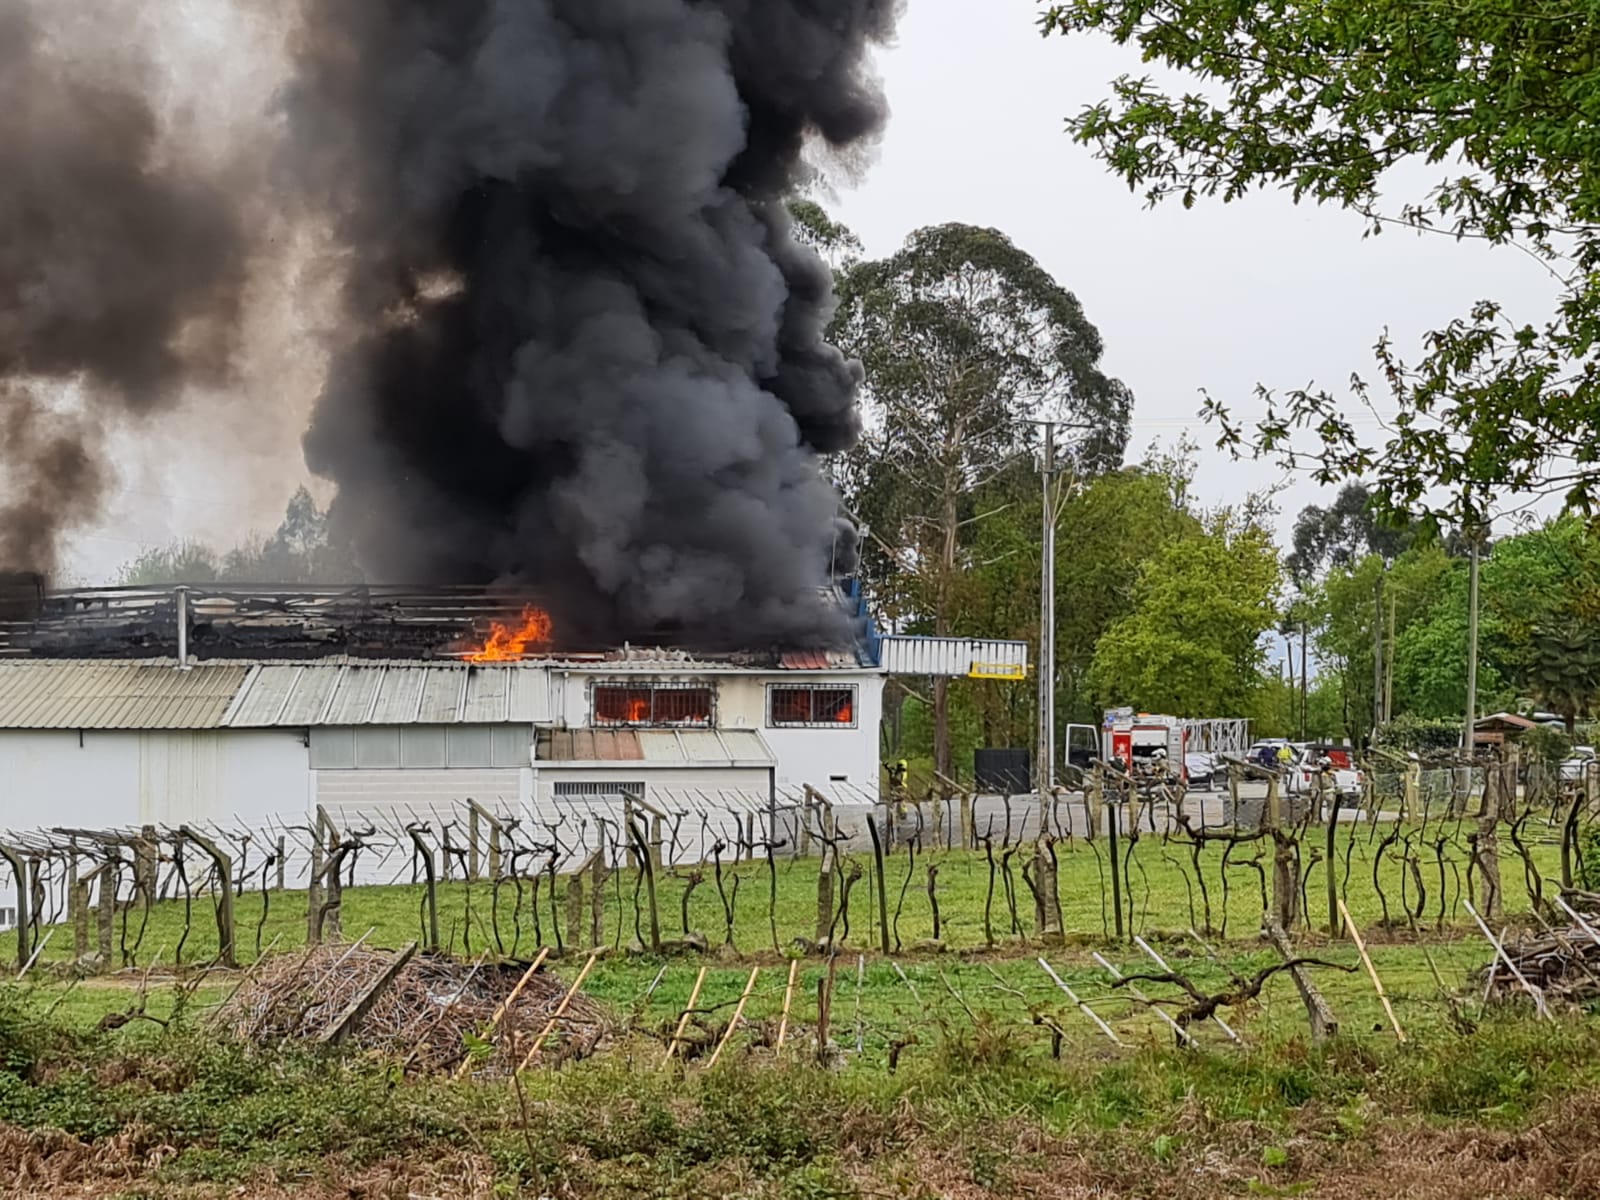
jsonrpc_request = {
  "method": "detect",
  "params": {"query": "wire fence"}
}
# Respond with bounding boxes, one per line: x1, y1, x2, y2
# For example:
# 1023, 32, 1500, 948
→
1, 753, 1595, 977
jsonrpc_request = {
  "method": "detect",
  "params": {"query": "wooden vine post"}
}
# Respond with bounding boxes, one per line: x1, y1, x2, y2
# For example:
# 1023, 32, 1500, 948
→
866, 815, 891, 955
1473, 753, 1508, 922
0, 842, 31, 973
179, 825, 237, 968
406, 826, 442, 952
807, 787, 836, 945
1265, 919, 1339, 1041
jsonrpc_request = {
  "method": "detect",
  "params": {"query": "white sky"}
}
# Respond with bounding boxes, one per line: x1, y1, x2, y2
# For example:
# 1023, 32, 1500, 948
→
57, 0, 1562, 583
828, 0, 1561, 534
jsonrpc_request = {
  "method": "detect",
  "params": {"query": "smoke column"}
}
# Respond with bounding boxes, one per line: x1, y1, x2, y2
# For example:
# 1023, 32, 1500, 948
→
0, 0, 900, 648
0, 4, 255, 575
288, 0, 899, 646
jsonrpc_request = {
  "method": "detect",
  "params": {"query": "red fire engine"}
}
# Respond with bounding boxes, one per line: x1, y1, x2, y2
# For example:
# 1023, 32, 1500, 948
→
1103, 709, 1189, 782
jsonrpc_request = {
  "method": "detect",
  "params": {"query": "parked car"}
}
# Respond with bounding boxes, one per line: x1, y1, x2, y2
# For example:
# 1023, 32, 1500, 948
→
1184, 752, 1218, 790
1562, 746, 1596, 782
1287, 745, 1365, 800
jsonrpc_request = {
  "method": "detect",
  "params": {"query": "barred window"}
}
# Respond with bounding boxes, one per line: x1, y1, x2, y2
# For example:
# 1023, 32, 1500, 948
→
768, 686, 857, 729
594, 684, 713, 727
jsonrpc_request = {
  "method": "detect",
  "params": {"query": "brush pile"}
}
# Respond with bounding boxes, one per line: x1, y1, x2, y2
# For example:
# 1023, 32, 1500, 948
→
1480, 894, 1600, 1008
219, 944, 611, 1074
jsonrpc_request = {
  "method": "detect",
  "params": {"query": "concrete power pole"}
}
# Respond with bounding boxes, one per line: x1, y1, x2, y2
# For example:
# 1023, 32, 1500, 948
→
1038, 421, 1057, 816
1463, 534, 1482, 753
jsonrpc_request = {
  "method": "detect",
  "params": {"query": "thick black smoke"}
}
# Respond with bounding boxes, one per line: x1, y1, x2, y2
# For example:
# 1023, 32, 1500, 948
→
0, 0, 897, 649
0, 5, 252, 574
288, 0, 899, 647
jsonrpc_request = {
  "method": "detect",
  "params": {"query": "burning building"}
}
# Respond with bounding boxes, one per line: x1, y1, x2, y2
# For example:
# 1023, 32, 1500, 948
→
0, 584, 1026, 862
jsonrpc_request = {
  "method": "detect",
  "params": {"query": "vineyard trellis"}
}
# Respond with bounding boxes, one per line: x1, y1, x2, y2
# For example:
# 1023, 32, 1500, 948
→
2, 749, 1596, 978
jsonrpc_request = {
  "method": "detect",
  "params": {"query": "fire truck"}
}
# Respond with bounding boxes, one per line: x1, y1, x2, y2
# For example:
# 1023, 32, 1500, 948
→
1106, 710, 1188, 781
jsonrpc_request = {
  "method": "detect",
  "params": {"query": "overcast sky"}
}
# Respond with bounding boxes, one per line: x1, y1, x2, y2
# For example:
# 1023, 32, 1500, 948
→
829, 0, 1561, 533
60, 0, 1561, 584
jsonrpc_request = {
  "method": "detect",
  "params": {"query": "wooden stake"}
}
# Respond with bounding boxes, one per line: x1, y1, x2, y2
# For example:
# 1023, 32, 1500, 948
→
454, 948, 550, 1079
15, 929, 54, 980
1038, 957, 1123, 1046
664, 965, 709, 1065
775, 959, 800, 1055
706, 967, 760, 1069
1338, 898, 1408, 1040
317, 942, 418, 1045
518, 952, 599, 1069
1092, 951, 1197, 1048
1136, 935, 1241, 1044
1464, 899, 1551, 1021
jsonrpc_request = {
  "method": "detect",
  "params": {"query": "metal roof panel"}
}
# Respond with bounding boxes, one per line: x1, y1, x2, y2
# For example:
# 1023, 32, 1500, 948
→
461, 669, 510, 723
0, 662, 248, 729
321, 666, 386, 725
367, 667, 427, 724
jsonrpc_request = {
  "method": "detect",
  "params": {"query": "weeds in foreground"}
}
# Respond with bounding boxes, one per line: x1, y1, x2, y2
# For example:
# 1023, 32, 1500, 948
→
1, 985, 1599, 1197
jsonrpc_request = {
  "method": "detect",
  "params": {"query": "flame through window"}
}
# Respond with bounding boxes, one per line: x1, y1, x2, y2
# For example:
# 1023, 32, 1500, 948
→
594, 685, 713, 727
769, 686, 856, 728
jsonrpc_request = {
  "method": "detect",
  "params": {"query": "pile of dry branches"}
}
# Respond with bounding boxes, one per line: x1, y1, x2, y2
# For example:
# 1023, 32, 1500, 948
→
219, 945, 611, 1073
1480, 895, 1600, 1008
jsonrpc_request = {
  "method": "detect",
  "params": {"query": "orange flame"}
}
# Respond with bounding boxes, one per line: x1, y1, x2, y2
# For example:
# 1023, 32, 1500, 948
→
628, 698, 651, 722
468, 606, 553, 662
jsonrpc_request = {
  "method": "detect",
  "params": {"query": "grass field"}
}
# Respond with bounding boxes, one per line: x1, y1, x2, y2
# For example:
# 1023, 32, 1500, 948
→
0, 978, 1597, 1198
0, 824, 1560, 1059
0, 821, 1588, 1197
2, 817, 1567, 971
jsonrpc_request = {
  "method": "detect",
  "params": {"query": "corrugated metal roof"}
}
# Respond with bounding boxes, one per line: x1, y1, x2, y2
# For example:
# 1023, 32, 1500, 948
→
538, 728, 774, 766
780, 650, 835, 671
540, 729, 644, 762
223, 664, 547, 727
0, 661, 249, 729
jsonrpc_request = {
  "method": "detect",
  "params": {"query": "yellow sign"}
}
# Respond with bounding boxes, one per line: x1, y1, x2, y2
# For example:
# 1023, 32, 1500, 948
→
969, 662, 1027, 681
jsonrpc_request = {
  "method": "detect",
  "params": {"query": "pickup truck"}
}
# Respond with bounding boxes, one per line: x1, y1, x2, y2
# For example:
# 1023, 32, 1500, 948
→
1285, 745, 1364, 800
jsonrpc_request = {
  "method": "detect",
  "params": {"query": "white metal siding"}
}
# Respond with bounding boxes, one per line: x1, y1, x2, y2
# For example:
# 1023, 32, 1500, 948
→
879, 636, 1028, 678
315, 767, 527, 824
0, 728, 311, 831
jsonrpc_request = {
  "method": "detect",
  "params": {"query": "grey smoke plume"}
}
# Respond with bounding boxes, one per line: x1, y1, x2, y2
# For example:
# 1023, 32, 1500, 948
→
0, 5, 253, 575
0, 0, 898, 648
289, 0, 898, 646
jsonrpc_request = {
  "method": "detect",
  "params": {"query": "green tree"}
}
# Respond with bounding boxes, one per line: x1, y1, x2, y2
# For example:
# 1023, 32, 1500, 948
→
833, 222, 1134, 780
1041, 0, 1600, 528
116, 540, 221, 586
113, 487, 359, 587
1526, 625, 1600, 734
1088, 506, 1281, 715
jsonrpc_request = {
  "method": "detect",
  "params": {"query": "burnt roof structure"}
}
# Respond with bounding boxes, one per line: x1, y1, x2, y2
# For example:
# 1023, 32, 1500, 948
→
0, 583, 880, 668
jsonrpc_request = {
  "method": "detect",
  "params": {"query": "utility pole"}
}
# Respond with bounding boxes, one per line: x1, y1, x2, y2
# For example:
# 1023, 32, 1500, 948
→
1463, 532, 1482, 754
1384, 591, 1396, 725
1300, 620, 1309, 741
1372, 566, 1385, 740
1038, 421, 1057, 816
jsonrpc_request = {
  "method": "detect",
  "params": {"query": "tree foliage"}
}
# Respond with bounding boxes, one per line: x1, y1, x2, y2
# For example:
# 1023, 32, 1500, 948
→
1088, 506, 1281, 715
117, 487, 359, 587
1041, 0, 1600, 527
831, 221, 1134, 776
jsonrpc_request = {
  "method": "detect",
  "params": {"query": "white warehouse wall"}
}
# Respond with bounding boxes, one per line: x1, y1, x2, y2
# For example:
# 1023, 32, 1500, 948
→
716, 674, 884, 790
0, 729, 312, 832
546, 669, 885, 794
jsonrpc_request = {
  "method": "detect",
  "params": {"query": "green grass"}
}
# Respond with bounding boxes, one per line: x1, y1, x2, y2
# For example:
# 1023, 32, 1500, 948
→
0, 980, 1598, 1198
0, 822, 1566, 1062
1, 819, 1566, 973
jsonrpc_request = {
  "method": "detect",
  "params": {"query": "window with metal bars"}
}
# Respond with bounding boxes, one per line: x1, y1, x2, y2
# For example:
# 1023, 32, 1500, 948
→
767, 685, 857, 728
593, 683, 713, 727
